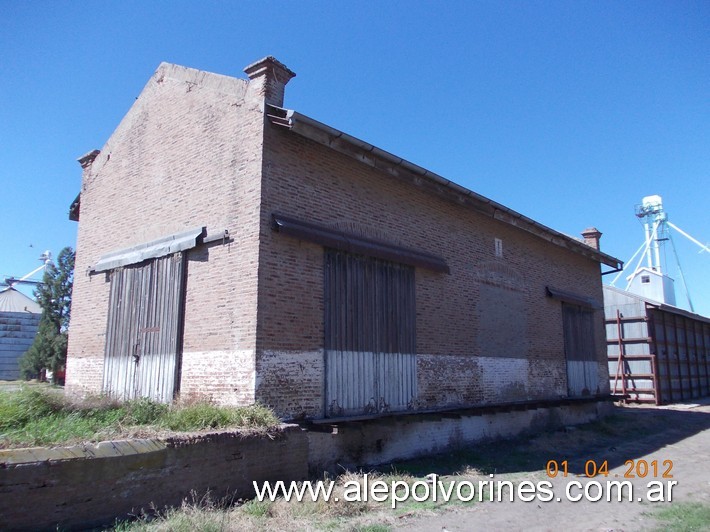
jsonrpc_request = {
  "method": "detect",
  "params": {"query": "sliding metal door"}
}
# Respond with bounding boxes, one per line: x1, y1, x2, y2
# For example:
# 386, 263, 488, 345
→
562, 303, 598, 396
324, 249, 416, 417
103, 253, 185, 402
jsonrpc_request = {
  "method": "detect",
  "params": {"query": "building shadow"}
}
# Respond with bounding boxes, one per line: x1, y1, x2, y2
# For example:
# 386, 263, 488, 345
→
383, 405, 710, 477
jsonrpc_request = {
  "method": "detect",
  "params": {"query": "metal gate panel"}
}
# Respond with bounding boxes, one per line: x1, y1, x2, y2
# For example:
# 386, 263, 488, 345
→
103, 253, 184, 402
324, 249, 416, 417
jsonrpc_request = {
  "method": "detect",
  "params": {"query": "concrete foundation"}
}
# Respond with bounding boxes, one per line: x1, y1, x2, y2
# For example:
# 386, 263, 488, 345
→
307, 400, 610, 474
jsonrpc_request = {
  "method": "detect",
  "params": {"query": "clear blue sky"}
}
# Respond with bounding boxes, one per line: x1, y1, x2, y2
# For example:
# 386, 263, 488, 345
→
1, 1, 708, 315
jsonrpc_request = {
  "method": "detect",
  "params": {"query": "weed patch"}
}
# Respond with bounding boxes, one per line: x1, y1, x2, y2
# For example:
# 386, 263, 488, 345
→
0, 386, 279, 448
653, 502, 710, 531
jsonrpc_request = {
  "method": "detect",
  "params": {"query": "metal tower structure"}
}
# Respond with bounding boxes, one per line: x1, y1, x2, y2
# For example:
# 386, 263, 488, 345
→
1, 251, 53, 290
610, 195, 709, 312
636, 195, 667, 273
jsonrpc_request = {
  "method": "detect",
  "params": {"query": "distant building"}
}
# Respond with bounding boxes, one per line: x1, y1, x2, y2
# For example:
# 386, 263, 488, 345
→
605, 285, 710, 404
625, 267, 677, 307
0, 287, 41, 380
66, 57, 621, 420
604, 194, 710, 404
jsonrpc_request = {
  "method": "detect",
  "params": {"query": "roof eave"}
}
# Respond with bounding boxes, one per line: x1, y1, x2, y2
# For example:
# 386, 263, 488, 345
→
266, 104, 622, 270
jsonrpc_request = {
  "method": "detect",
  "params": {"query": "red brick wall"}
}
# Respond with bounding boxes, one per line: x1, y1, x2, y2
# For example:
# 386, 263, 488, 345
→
67, 63, 267, 404
0, 428, 307, 531
256, 122, 607, 417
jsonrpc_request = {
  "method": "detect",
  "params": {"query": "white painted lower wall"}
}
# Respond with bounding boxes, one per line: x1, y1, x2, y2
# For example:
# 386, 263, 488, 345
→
179, 349, 256, 405
479, 356, 531, 402
252, 351, 608, 419
65, 356, 105, 398
255, 350, 325, 418
416, 354, 570, 410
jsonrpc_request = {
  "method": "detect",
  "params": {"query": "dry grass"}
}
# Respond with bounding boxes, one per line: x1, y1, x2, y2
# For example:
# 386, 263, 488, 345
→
115, 472, 431, 531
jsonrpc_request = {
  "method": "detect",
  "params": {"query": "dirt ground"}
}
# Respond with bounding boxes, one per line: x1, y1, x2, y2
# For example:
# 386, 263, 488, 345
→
397, 400, 710, 531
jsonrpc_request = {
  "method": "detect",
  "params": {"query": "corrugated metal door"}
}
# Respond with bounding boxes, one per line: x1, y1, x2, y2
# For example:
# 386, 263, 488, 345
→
0, 312, 41, 380
103, 253, 185, 402
562, 303, 598, 396
324, 250, 416, 417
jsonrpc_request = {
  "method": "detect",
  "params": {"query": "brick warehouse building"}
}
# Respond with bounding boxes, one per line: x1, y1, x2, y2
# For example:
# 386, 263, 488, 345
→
66, 57, 622, 420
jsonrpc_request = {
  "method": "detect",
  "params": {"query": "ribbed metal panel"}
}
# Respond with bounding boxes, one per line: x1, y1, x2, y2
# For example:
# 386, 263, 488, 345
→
326, 351, 377, 415
324, 249, 416, 417
103, 253, 184, 403
626, 358, 652, 374
650, 308, 710, 403
566, 361, 598, 397
378, 351, 416, 412
0, 312, 41, 380
607, 299, 710, 404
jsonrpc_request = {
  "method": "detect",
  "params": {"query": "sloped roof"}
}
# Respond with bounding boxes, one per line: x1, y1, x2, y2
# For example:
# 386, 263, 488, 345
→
0, 287, 41, 314
69, 59, 622, 271
603, 284, 710, 324
266, 104, 623, 270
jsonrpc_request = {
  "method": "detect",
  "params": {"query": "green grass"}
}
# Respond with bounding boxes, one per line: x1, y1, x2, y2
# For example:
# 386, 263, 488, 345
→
654, 502, 710, 531
0, 386, 279, 448
161, 401, 277, 432
240, 499, 272, 518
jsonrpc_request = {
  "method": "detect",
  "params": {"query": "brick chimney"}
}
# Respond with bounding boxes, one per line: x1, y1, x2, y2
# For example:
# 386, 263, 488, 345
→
244, 56, 296, 108
581, 227, 602, 250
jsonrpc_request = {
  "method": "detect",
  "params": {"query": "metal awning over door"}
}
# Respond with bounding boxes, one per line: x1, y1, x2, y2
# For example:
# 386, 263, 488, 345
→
92, 227, 205, 273
97, 228, 209, 403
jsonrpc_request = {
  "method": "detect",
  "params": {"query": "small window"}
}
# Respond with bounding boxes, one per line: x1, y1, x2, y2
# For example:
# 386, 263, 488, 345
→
495, 238, 503, 258
641, 275, 650, 284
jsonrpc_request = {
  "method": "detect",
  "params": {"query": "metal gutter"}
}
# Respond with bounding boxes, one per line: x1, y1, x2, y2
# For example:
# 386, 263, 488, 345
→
266, 104, 623, 271
601, 264, 624, 276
